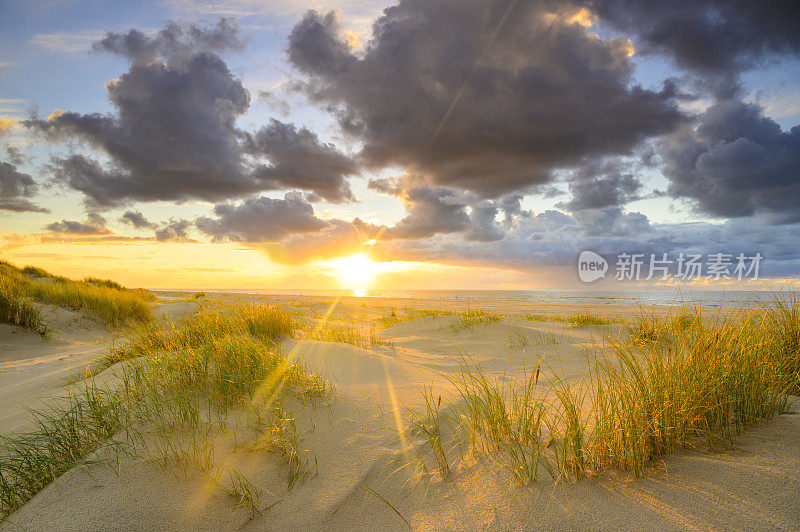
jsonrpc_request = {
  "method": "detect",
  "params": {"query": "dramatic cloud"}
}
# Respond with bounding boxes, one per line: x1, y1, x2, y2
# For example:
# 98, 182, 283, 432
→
119, 210, 156, 229
0, 161, 49, 213
242, 119, 357, 202
45, 213, 110, 235
466, 202, 505, 242
369, 175, 503, 241
93, 18, 243, 64
4, 146, 26, 166
587, 0, 800, 96
26, 19, 357, 207
661, 100, 800, 222
154, 219, 193, 242
370, 177, 470, 239
559, 164, 644, 212
196, 193, 328, 242
372, 207, 800, 278
287, 1, 685, 198
118, 210, 194, 241
265, 219, 368, 264
29, 49, 253, 206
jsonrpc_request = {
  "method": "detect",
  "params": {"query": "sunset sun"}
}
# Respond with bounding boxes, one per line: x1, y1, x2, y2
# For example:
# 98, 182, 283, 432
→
329, 253, 379, 291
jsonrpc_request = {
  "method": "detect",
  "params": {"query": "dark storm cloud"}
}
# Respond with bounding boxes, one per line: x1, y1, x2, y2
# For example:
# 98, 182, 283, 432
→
587, 0, 800, 96
0, 161, 49, 213
26, 19, 357, 207
571, 206, 650, 236
27, 47, 253, 207
154, 219, 193, 242
372, 207, 800, 277
242, 119, 357, 203
369, 177, 470, 239
559, 167, 643, 212
44, 216, 110, 235
119, 210, 156, 229
195, 193, 328, 242
466, 202, 504, 242
368, 175, 504, 241
287, 1, 685, 198
660, 100, 800, 222
4, 146, 26, 166
498, 195, 532, 227
94, 18, 243, 64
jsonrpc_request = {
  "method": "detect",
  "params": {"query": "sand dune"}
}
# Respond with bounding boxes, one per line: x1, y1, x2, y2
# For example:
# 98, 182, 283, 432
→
1, 295, 798, 530
0, 301, 198, 437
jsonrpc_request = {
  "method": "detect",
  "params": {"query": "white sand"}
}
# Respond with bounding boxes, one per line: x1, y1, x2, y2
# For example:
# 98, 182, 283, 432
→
1, 296, 798, 530
0, 301, 198, 436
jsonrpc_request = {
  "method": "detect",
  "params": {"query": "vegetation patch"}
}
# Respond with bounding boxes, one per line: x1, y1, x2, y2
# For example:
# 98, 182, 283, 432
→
411, 298, 798, 484
0, 261, 154, 328
524, 312, 617, 326
0, 303, 329, 519
299, 321, 394, 348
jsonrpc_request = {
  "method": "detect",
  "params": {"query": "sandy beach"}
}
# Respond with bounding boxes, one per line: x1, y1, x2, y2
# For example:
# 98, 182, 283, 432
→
1, 292, 798, 530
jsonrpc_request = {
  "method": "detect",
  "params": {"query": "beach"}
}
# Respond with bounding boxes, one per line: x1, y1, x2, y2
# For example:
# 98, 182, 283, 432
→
1, 290, 798, 530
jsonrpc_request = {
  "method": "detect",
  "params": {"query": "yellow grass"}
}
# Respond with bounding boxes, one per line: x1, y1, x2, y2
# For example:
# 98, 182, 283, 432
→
0, 261, 154, 327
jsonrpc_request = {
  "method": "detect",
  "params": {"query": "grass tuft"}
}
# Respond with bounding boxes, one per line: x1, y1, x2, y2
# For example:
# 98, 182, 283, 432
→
0, 261, 154, 328
0, 275, 46, 335
0, 386, 126, 517
524, 312, 616, 326
0, 302, 328, 519
448, 310, 503, 333
414, 297, 800, 484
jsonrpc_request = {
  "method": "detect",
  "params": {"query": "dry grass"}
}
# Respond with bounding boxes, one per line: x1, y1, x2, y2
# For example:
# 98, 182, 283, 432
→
299, 321, 394, 348
0, 303, 329, 519
524, 312, 617, 326
0, 274, 46, 335
0, 261, 154, 328
379, 308, 455, 327
412, 296, 799, 484
507, 329, 568, 349
448, 310, 504, 333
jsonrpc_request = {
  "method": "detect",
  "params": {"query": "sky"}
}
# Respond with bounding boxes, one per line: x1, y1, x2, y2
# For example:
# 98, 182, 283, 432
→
1, 0, 799, 291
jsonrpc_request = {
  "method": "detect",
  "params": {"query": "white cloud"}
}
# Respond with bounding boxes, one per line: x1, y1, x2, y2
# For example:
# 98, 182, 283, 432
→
29, 30, 107, 54
0, 98, 26, 117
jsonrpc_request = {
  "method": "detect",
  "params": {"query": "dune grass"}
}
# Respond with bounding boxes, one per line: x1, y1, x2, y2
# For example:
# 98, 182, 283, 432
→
217, 468, 270, 515
412, 297, 799, 485
507, 329, 568, 349
26, 280, 153, 326
0, 261, 154, 328
299, 320, 394, 348
379, 308, 455, 327
524, 312, 617, 326
103, 303, 295, 367
0, 275, 46, 335
0, 303, 329, 519
448, 310, 504, 333
0, 386, 127, 517
381, 308, 504, 333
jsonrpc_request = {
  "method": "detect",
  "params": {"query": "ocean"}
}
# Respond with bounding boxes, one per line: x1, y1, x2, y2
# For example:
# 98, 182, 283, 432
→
159, 288, 793, 308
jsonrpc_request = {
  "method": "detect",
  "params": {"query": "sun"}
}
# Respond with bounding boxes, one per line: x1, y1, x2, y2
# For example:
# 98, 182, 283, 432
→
329, 254, 379, 292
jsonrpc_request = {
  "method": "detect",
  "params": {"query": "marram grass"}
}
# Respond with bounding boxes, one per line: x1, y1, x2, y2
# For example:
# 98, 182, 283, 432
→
0, 261, 154, 328
412, 296, 799, 484
0, 275, 46, 335
0, 303, 329, 519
